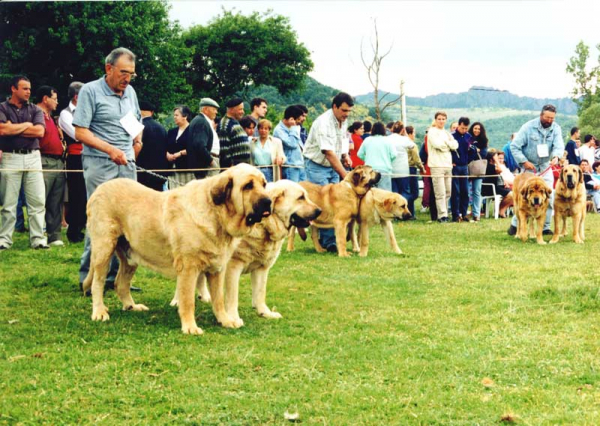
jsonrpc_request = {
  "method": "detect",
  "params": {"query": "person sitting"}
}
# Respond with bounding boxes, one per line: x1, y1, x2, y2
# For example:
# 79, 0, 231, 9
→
250, 119, 286, 182
581, 159, 600, 213
482, 151, 513, 218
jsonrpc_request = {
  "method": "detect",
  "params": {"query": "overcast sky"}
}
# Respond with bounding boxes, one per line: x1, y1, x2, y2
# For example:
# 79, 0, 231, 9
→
169, 0, 599, 99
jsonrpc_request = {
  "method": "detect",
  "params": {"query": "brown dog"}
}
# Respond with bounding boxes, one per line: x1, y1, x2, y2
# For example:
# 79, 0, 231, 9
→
550, 164, 586, 244
351, 188, 411, 257
82, 163, 272, 335
286, 165, 381, 257
512, 173, 552, 244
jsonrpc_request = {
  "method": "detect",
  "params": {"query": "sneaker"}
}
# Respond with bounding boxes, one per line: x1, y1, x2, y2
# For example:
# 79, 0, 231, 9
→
420, 207, 429, 213
542, 229, 554, 236
49, 240, 65, 247
472, 216, 480, 222
15, 227, 28, 233
326, 244, 338, 253
437, 217, 449, 223
507, 225, 517, 236
32, 243, 50, 250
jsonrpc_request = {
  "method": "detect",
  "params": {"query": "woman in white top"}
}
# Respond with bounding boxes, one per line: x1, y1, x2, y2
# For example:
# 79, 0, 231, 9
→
427, 111, 458, 223
387, 121, 416, 201
166, 105, 194, 189
250, 119, 286, 182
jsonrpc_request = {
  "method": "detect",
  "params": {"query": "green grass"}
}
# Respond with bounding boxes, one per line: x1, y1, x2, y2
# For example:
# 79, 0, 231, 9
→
1, 213, 600, 424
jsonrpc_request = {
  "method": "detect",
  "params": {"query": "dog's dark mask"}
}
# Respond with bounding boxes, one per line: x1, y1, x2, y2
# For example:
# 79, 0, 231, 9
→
246, 197, 272, 226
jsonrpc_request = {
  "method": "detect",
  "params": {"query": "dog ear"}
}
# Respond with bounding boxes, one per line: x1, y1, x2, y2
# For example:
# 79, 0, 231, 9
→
578, 167, 584, 184
520, 186, 529, 200
383, 198, 393, 212
269, 186, 285, 204
210, 174, 233, 205
352, 170, 362, 187
546, 186, 553, 197
560, 168, 566, 186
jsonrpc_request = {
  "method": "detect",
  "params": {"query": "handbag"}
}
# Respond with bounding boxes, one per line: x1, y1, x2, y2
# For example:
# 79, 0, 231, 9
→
468, 151, 487, 177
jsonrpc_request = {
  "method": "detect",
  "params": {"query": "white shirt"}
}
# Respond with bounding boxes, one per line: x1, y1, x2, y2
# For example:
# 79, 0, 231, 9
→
58, 102, 77, 140
202, 113, 220, 155
303, 109, 348, 167
388, 133, 416, 176
580, 144, 595, 165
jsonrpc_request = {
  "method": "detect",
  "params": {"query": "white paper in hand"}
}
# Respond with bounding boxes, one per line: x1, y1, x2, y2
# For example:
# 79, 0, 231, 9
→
120, 111, 144, 139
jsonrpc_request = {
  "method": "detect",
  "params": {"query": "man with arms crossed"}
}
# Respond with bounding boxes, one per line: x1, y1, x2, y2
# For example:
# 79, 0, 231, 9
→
303, 92, 354, 253
73, 47, 143, 292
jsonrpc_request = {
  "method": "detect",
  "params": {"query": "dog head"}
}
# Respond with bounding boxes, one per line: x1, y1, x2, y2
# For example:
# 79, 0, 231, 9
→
520, 177, 552, 209
345, 165, 381, 196
371, 189, 412, 220
267, 180, 321, 229
210, 164, 272, 232
560, 164, 583, 190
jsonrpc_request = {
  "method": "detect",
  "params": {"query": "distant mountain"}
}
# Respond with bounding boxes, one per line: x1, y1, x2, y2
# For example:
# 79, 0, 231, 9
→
355, 86, 578, 115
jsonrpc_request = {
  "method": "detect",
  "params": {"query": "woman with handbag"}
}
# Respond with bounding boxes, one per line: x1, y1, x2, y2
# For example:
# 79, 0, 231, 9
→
468, 122, 489, 221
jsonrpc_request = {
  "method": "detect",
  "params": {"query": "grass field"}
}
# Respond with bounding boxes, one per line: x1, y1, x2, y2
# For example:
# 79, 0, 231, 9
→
1, 213, 600, 424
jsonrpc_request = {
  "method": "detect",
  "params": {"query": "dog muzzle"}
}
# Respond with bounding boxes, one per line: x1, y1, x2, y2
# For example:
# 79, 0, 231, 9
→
290, 208, 321, 228
246, 197, 272, 226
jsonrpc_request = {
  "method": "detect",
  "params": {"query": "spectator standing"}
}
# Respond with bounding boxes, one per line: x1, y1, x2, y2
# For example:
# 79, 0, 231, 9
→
579, 134, 596, 166
137, 101, 168, 191
73, 47, 143, 292
357, 122, 397, 191
59, 81, 86, 243
303, 92, 354, 253
273, 105, 304, 181
240, 115, 256, 141
348, 121, 365, 168
362, 120, 372, 140
508, 104, 564, 236
450, 117, 472, 222
218, 97, 251, 168
388, 121, 415, 202
186, 98, 220, 180
166, 105, 193, 188
468, 121, 489, 221
295, 104, 309, 148
427, 111, 458, 223
0, 75, 48, 251
565, 127, 581, 165
251, 119, 286, 182
37, 85, 66, 246
502, 133, 520, 173
405, 126, 424, 219
248, 98, 268, 134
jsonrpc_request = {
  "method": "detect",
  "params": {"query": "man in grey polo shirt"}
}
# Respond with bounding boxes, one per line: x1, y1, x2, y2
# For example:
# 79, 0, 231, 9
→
73, 47, 143, 292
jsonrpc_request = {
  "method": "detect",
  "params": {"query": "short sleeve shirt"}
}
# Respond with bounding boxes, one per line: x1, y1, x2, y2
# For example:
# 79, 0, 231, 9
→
303, 109, 348, 167
0, 101, 45, 150
72, 76, 141, 160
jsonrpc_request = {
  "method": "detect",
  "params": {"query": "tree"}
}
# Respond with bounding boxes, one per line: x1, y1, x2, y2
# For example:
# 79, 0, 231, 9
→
183, 9, 313, 102
0, 1, 191, 111
566, 40, 600, 112
360, 19, 401, 122
578, 103, 600, 140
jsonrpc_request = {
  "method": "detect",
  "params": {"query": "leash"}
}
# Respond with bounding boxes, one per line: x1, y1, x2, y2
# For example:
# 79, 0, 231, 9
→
129, 161, 183, 188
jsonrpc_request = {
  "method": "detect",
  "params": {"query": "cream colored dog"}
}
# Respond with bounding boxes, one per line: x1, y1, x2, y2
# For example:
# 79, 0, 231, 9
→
550, 164, 586, 244
351, 188, 412, 257
171, 180, 321, 325
81, 163, 272, 335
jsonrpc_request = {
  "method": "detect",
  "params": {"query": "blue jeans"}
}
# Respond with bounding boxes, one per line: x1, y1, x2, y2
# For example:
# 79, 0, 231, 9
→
470, 178, 483, 218
392, 176, 412, 212
283, 164, 306, 182
376, 173, 392, 191
79, 156, 137, 284
260, 166, 274, 183
305, 159, 339, 248
451, 165, 469, 219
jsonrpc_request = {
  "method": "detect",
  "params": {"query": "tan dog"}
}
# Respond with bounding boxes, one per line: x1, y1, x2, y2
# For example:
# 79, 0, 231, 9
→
286, 165, 381, 257
550, 164, 586, 244
81, 163, 272, 335
512, 173, 552, 244
171, 180, 321, 325
351, 189, 411, 257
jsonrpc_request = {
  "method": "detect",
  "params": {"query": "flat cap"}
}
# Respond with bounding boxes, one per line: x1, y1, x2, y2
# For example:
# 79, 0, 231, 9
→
199, 97, 219, 109
225, 97, 244, 108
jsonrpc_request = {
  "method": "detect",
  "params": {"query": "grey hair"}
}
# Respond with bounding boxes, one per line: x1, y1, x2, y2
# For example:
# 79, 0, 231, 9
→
67, 81, 84, 100
105, 47, 136, 66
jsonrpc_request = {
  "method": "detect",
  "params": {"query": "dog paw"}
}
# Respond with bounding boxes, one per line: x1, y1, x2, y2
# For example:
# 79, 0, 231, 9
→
574, 238, 584, 244
536, 240, 547, 245
91, 307, 110, 322
124, 303, 149, 312
219, 316, 244, 328
259, 310, 283, 319
338, 252, 352, 258
549, 238, 559, 244
198, 294, 212, 304
169, 298, 179, 307
181, 324, 204, 335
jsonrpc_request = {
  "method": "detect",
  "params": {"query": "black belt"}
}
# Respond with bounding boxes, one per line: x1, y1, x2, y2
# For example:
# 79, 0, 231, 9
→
42, 154, 64, 160
4, 148, 37, 154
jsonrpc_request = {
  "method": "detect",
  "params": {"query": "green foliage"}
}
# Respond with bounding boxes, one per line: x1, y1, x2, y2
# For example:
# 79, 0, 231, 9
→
578, 103, 600, 139
0, 1, 192, 111
566, 40, 600, 112
183, 9, 313, 102
3, 215, 600, 423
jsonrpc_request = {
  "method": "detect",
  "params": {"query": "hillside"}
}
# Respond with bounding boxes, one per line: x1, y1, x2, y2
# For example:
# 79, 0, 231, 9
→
355, 86, 578, 115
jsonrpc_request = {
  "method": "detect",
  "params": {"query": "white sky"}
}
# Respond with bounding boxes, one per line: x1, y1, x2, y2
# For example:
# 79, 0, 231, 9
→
169, 0, 600, 99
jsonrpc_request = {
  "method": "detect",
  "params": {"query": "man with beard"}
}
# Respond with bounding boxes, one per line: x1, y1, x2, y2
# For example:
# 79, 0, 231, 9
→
508, 104, 564, 236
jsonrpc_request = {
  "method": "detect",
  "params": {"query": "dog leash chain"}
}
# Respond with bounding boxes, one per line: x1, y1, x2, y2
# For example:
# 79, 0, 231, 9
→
129, 160, 183, 188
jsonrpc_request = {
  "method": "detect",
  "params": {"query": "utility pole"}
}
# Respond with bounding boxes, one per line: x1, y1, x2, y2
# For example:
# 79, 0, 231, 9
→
400, 80, 407, 124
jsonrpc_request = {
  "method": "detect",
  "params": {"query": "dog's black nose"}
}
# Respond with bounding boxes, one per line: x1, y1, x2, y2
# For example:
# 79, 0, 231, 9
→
311, 208, 322, 220
258, 197, 272, 216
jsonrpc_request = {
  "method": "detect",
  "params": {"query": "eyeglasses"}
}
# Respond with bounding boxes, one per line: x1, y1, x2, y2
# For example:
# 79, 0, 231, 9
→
116, 68, 137, 80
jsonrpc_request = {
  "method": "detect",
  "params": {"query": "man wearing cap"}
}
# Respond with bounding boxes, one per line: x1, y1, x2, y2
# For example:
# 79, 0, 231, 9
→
187, 97, 220, 179
73, 47, 142, 293
217, 97, 251, 168
137, 101, 168, 191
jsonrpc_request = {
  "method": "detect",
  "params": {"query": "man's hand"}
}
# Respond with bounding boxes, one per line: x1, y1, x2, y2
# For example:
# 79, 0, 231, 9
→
109, 146, 128, 165
550, 156, 559, 166
523, 161, 536, 171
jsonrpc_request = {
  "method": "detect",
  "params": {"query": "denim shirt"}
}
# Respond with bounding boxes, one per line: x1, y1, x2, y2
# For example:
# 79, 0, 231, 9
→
510, 118, 563, 172
273, 121, 303, 166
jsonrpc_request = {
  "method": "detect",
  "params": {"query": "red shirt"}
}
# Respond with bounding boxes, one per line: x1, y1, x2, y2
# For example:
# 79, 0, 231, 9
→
349, 133, 364, 167
39, 113, 64, 156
